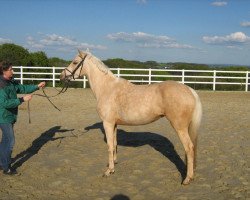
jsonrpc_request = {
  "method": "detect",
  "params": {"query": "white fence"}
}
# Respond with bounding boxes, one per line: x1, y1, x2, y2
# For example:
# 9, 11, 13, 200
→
13, 66, 250, 91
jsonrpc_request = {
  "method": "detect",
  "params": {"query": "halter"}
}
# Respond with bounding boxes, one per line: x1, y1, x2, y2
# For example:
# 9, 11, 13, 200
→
64, 54, 88, 81
39, 54, 88, 106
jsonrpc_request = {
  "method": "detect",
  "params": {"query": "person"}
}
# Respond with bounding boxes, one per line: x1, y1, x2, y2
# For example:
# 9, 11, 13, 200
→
0, 61, 45, 175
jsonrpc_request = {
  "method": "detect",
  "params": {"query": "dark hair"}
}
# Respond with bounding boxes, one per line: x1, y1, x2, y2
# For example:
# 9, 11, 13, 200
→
0, 61, 12, 75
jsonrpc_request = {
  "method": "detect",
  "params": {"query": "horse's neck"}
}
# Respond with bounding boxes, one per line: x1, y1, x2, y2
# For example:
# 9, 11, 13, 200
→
86, 63, 116, 99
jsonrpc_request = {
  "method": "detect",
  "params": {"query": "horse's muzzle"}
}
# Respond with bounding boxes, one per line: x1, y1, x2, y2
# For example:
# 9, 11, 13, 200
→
60, 72, 66, 81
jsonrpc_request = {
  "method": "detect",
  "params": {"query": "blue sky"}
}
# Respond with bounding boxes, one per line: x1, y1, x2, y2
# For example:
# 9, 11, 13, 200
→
1, 0, 250, 65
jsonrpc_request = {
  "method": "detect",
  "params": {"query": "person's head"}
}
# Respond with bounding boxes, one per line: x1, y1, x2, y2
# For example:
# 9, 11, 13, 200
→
0, 61, 14, 80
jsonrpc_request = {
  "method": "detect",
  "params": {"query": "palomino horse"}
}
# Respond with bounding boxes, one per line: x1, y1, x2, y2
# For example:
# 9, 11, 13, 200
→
60, 50, 202, 185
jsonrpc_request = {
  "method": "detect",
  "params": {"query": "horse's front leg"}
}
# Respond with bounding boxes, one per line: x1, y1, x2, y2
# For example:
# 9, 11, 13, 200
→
114, 125, 118, 164
103, 121, 116, 177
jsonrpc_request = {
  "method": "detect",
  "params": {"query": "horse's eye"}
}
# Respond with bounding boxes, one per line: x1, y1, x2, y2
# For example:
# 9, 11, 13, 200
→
73, 61, 78, 65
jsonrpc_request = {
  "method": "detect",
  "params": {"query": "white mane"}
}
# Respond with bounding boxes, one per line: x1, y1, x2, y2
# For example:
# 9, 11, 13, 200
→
88, 54, 109, 75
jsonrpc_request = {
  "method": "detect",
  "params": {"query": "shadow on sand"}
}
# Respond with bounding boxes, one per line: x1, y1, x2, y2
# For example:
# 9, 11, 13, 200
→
12, 126, 73, 170
110, 194, 130, 200
85, 122, 186, 180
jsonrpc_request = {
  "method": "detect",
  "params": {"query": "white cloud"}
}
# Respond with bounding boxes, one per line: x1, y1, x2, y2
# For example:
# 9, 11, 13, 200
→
0, 37, 12, 44
211, 1, 227, 7
107, 32, 196, 49
27, 36, 44, 48
202, 32, 250, 45
137, 0, 147, 4
226, 45, 243, 50
77, 42, 107, 50
107, 32, 173, 43
240, 21, 250, 27
26, 33, 107, 51
40, 34, 77, 46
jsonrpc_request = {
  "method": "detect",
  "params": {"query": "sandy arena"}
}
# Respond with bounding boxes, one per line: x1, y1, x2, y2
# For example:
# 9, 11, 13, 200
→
0, 88, 249, 200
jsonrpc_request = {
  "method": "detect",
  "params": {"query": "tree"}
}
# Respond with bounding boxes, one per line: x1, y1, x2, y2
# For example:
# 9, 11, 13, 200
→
48, 57, 70, 67
0, 43, 30, 65
170, 62, 210, 70
144, 61, 159, 68
27, 51, 49, 66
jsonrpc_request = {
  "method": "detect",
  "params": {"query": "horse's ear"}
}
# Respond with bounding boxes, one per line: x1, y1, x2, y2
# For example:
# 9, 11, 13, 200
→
78, 49, 85, 58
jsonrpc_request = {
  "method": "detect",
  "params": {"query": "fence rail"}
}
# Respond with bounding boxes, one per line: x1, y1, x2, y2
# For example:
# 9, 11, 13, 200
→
13, 66, 250, 91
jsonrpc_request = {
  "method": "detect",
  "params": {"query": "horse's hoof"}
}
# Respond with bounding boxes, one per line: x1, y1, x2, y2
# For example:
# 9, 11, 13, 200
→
182, 177, 193, 185
102, 169, 115, 177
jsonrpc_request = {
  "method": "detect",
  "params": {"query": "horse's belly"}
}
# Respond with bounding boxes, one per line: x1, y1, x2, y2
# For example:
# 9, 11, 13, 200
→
116, 110, 163, 125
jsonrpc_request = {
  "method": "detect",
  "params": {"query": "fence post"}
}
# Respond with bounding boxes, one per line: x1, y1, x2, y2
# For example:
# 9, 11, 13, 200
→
117, 68, 120, 78
83, 76, 86, 88
182, 69, 185, 84
149, 68, 152, 84
52, 66, 55, 87
213, 70, 216, 91
246, 71, 249, 92
20, 66, 23, 84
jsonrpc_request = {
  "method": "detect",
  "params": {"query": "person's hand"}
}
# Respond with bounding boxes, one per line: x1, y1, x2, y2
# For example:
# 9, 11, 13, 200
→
23, 94, 33, 102
38, 81, 46, 89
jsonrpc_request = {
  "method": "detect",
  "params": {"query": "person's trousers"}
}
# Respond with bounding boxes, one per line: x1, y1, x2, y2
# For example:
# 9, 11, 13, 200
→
0, 123, 15, 170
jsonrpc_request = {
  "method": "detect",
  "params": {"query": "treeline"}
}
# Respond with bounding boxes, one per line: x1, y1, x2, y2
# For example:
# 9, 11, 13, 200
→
0, 43, 70, 67
1, 43, 249, 71
104, 59, 250, 71
0, 43, 249, 91
103, 59, 249, 91
0, 43, 71, 87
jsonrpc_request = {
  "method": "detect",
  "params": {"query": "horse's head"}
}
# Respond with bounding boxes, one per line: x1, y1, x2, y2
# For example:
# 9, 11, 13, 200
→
60, 50, 88, 81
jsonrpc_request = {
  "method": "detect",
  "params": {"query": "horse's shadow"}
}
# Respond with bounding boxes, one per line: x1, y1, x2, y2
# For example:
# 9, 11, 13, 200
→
12, 126, 73, 170
85, 122, 186, 180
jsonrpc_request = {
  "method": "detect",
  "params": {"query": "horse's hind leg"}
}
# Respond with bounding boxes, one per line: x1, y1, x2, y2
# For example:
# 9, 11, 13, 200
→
103, 121, 116, 176
175, 127, 195, 185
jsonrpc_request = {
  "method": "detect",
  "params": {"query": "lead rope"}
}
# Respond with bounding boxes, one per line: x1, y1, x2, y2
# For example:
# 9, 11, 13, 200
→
26, 54, 86, 123
28, 101, 31, 124
27, 88, 61, 124
27, 82, 69, 123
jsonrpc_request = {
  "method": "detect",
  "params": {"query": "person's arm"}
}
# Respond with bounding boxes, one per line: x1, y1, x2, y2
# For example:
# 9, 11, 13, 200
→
0, 89, 22, 109
15, 81, 46, 94
15, 83, 38, 94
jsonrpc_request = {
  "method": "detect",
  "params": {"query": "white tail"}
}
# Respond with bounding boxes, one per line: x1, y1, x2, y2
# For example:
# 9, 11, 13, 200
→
188, 88, 202, 168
